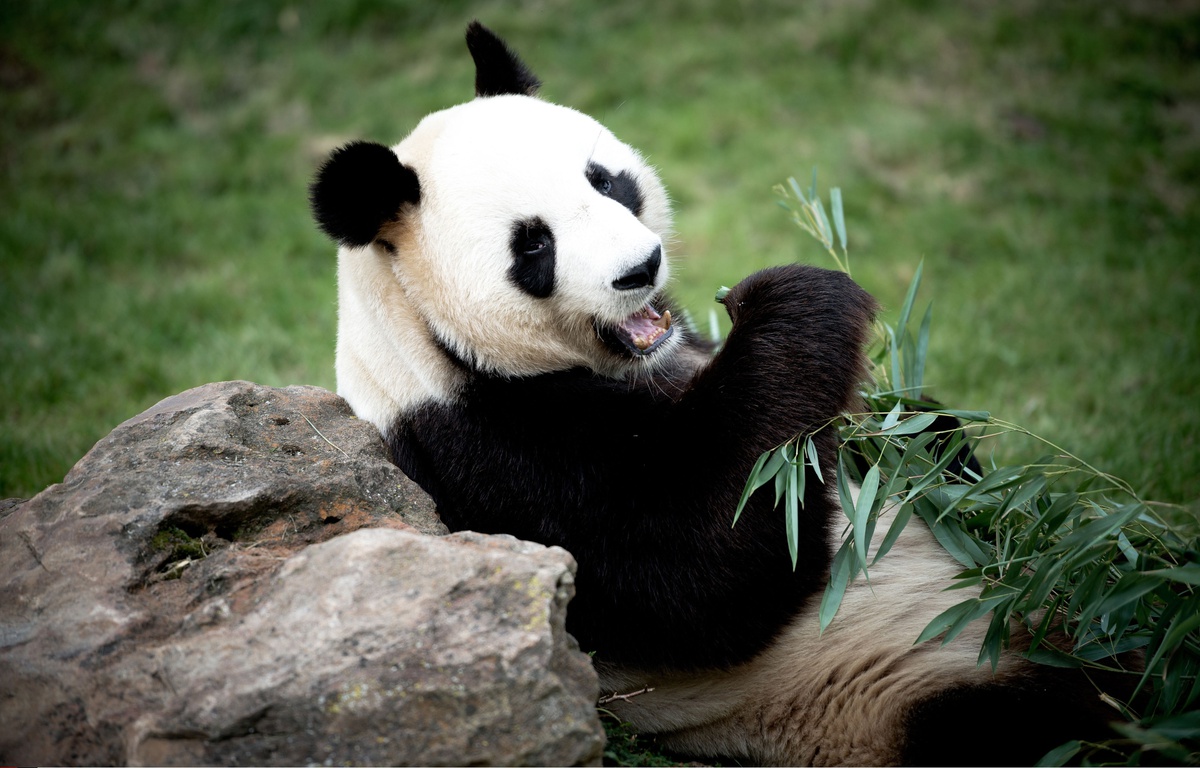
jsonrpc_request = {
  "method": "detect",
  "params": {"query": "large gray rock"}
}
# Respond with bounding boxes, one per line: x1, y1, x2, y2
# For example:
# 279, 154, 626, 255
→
0, 381, 604, 766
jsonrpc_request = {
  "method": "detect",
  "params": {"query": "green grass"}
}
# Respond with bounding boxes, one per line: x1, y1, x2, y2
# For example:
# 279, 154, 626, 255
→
2, 1, 1197, 511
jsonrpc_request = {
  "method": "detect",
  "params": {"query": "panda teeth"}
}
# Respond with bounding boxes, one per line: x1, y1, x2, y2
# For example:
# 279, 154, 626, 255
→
651, 310, 672, 331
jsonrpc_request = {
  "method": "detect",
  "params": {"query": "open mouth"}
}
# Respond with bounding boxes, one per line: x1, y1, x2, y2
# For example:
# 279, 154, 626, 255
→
598, 304, 675, 357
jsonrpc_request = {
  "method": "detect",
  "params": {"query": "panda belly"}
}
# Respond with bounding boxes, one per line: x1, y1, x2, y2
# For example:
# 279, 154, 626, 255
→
594, 517, 997, 766
594, 516, 1117, 767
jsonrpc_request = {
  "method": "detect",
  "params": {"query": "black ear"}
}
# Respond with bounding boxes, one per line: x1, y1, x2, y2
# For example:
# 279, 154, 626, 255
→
466, 21, 541, 97
310, 141, 421, 247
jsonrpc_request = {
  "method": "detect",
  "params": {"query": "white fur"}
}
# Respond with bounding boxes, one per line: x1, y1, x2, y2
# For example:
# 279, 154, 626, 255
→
335, 95, 680, 433
596, 509, 1026, 766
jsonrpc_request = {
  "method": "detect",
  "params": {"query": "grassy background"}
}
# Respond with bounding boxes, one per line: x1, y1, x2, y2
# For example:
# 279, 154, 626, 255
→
1, 1, 1197, 510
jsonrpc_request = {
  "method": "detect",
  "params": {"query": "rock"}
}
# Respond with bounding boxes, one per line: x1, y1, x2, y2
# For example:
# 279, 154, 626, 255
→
0, 381, 604, 766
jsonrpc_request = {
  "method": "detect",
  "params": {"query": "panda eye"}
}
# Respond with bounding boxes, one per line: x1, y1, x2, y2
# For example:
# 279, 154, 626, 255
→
523, 235, 549, 255
586, 164, 613, 196
513, 222, 554, 258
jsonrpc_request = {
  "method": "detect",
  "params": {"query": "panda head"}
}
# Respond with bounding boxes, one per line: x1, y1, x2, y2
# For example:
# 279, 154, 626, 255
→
311, 22, 678, 422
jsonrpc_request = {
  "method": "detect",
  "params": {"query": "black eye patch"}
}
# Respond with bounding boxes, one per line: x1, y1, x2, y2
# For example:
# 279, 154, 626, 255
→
509, 218, 556, 299
586, 162, 644, 217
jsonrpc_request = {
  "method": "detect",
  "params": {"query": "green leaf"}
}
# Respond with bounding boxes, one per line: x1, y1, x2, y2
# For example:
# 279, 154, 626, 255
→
788, 176, 808, 205
881, 399, 903, 431
887, 326, 902, 395
873, 502, 914, 564
1136, 597, 1200, 700
997, 475, 1049, 520
804, 435, 824, 485
914, 500, 989, 567
732, 450, 770, 527
979, 608, 1009, 671
933, 408, 992, 422
813, 197, 833, 248
895, 258, 925, 343
1093, 572, 1162, 617
714, 285, 731, 302
912, 301, 932, 392
854, 463, 880, 568
1034, 740, 1081, 767
915, 597, 997, 645
1045, 503, 1142, 557
785, 458, 801, 570
902, 431, 969, 504
878, 411, 939, 436
1025, 645, 1085, 668
963, 465, 1028, 502
819, 539, 855, 632
733, 446, 790, 526
1115, 530, 1139, 566
1141, 563, 1200, 585
1020, 555, 1067, 611
837, 450, 857, 523
830, 187, 847, 252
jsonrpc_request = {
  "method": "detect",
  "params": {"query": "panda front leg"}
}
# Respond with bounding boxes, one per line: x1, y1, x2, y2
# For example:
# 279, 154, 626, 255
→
681, 263, 878, 466
579, 264, 877, 668
664, 262, 878, 573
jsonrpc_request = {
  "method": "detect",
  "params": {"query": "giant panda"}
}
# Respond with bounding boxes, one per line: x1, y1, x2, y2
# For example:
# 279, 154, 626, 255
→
310, 22, 1123, 766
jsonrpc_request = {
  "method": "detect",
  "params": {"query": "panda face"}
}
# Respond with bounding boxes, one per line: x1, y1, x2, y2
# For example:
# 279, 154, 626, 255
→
311, 24, 683, 428
343, 94, 678, 382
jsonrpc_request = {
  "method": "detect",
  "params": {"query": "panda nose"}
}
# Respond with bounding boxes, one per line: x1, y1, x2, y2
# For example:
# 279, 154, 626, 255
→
611, 246, 662, 291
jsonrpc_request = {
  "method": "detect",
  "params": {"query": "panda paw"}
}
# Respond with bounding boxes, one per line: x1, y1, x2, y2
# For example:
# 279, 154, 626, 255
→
720, 264, 878, 340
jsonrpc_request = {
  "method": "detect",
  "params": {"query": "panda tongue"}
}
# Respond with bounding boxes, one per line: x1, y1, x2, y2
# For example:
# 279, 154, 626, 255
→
621, 306, 673, 351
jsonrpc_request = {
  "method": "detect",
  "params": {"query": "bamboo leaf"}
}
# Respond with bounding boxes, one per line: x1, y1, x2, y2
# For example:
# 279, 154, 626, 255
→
788, 176, 808, 204
881, 399, 903, 431
1025, 645, 1084, 668
915, 597, 998, 646
837, 450, 857, 523
872, 502, 914, 565
999, 475, 1049, 519
813, 197, 833, 248
854, 463, 880, 567
979, 608, 1009, 671
933, 408, 992, 422
913, 301, 932, 392
896, 258, 925, 341
887, 325, 902, 394
819, 539, 855, 632
1092, 572, 1161, 618
914, 500, 989, 567
733, 446, 789, 526
1045, 504, 1142, 556
1136, 598, 1200, 700
1141, 563, 1200, 585
902, 431, 968, 503
878, 411, 939, 436
804, 435, 824, 485
830, 187, 847, 252
1035, 740, 1082, 767
732, 450, 769, 527
785, 459, 800, 570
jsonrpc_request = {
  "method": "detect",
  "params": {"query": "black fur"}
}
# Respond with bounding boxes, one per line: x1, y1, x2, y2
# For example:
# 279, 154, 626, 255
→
310, 141, 419, 247
388, 264, 878, 669
509, 218, 556, 298
901, 664, 1128, 766
466, 21, 542, 97
587, 161, 644, 217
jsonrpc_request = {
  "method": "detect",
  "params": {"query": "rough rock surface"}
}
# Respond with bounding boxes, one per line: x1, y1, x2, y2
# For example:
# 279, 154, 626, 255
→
0, 381, 604, 766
